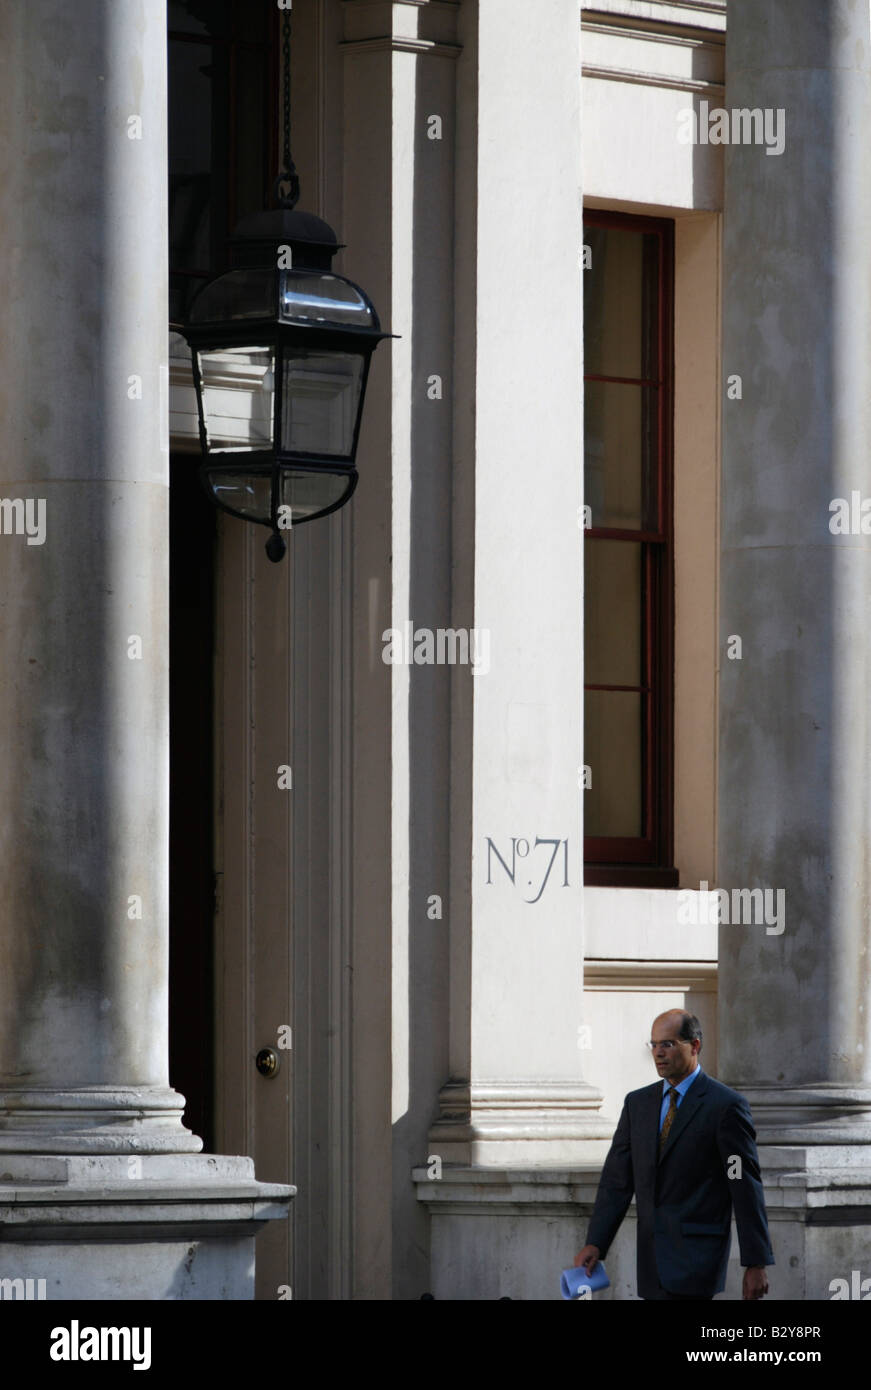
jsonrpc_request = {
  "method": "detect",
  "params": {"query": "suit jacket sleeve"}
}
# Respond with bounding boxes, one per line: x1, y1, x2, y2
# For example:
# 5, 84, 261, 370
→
586, 1100, 635, 1257
716, 1095, 775, 1268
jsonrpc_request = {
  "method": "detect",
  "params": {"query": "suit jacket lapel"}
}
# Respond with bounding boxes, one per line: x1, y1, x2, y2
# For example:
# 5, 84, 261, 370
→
639, 1082, 662, 1177
658, 1071, 709, 1164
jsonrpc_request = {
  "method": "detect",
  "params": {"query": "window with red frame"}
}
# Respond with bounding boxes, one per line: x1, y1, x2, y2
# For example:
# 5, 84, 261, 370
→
583, 211, 676, 887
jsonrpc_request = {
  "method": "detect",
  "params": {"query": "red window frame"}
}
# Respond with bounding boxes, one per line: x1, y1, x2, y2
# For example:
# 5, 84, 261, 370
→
583, 209, 676, 888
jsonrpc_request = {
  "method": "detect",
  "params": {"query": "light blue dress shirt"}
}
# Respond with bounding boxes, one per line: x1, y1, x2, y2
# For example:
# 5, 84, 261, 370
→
658, 1063, 701, 1131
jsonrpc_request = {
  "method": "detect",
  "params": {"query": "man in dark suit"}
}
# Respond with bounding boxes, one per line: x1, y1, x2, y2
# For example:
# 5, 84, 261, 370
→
575, 1010, 774, 1300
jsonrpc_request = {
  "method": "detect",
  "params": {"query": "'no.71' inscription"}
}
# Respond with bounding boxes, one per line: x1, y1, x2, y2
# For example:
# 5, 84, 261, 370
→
485, 837, 569, 903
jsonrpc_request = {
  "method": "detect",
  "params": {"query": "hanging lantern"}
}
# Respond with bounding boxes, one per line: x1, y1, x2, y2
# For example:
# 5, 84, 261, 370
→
180, 4, 387, 562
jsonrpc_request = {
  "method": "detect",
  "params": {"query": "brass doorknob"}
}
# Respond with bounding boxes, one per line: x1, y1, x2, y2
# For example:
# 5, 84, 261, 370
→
256, 1047, 280, 1078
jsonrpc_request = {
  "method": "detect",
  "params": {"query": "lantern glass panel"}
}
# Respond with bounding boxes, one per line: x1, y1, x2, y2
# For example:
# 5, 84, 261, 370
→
279, 271, 377, 329
190, 269, 275, 322
198, 346, 275, 451
204, 468, 272, 523
281, 350, 364, 458
278, 468, 355, 522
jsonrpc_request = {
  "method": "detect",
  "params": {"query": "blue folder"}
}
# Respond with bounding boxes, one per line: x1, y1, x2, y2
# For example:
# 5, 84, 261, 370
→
560, 1262, 610, 1299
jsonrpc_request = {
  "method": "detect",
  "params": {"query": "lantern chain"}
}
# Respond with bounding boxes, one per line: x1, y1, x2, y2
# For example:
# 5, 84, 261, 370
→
275, 4, 300, 209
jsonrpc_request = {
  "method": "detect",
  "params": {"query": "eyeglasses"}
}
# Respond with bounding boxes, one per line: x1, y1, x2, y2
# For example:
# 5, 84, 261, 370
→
646, 1039, 684, 1052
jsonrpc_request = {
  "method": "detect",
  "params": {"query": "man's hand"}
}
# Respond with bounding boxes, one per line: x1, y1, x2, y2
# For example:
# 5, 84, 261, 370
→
743, 1266, 768, 1300
574, 1244, 600, 1274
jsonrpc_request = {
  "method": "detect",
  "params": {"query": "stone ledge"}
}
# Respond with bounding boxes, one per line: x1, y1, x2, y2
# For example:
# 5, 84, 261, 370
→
0, 1153, 262, 1184
415, 1166, 605, 1214
760, 1145, 871, 1172
414, 1162, 871, 1218
0, 1154, 294, 1228
0, 1197, 293, 1234
0, 1186, 293, 1208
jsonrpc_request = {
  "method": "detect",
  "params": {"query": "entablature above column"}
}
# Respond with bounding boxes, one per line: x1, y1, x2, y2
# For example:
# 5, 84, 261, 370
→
583, 1, 724, 95
583, 0, 725, 38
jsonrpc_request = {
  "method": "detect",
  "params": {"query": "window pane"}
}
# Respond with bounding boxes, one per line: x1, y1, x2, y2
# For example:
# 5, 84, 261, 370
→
585, 381, 657, 530
584, 540, 642, 686
584, 691, 643, 837
584, 226, 660, 380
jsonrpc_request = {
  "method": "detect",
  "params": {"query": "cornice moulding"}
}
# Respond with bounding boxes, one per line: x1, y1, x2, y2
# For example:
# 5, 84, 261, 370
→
582, 64, 724, 95
340, 36, 461, 57
583, 1, 726, 36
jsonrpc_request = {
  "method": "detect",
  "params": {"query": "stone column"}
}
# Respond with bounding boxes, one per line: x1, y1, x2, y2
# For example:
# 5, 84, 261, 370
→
414, 0, 611, 1300
0, 0, 290, 1298
719, 0, 871, 1142
341, 0, 464, 1301
718, 0, 871, 1299
424, 0, 610, 1168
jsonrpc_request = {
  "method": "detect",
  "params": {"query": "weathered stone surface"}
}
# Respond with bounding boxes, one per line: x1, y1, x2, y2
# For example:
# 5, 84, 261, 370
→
0, 0, 291, 1297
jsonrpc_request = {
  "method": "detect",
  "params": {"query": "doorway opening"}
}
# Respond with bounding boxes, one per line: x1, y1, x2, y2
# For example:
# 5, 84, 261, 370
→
169, 453, 217, 1151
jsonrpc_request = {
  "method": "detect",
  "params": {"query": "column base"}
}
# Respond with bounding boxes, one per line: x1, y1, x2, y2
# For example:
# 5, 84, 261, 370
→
0, 1087, 202, 1153
730, 1084, 871, 1144
0, 1154, 294, 1300
427, 1082, 614, 1165
755, 1150, 871, 1299
415, 1156, 871, 1299
414, 1165, 624, 1300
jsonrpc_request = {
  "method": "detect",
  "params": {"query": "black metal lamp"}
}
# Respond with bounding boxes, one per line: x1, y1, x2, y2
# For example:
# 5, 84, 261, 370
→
181, 7, 387, 562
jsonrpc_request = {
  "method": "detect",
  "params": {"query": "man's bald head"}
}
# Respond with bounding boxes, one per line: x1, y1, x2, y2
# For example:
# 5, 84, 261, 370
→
649, 1011, 703, 1085
652, 1010, 703, 1051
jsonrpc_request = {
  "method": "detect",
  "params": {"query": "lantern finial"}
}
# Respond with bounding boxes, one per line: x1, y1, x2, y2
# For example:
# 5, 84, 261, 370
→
266, 531, 287, 564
